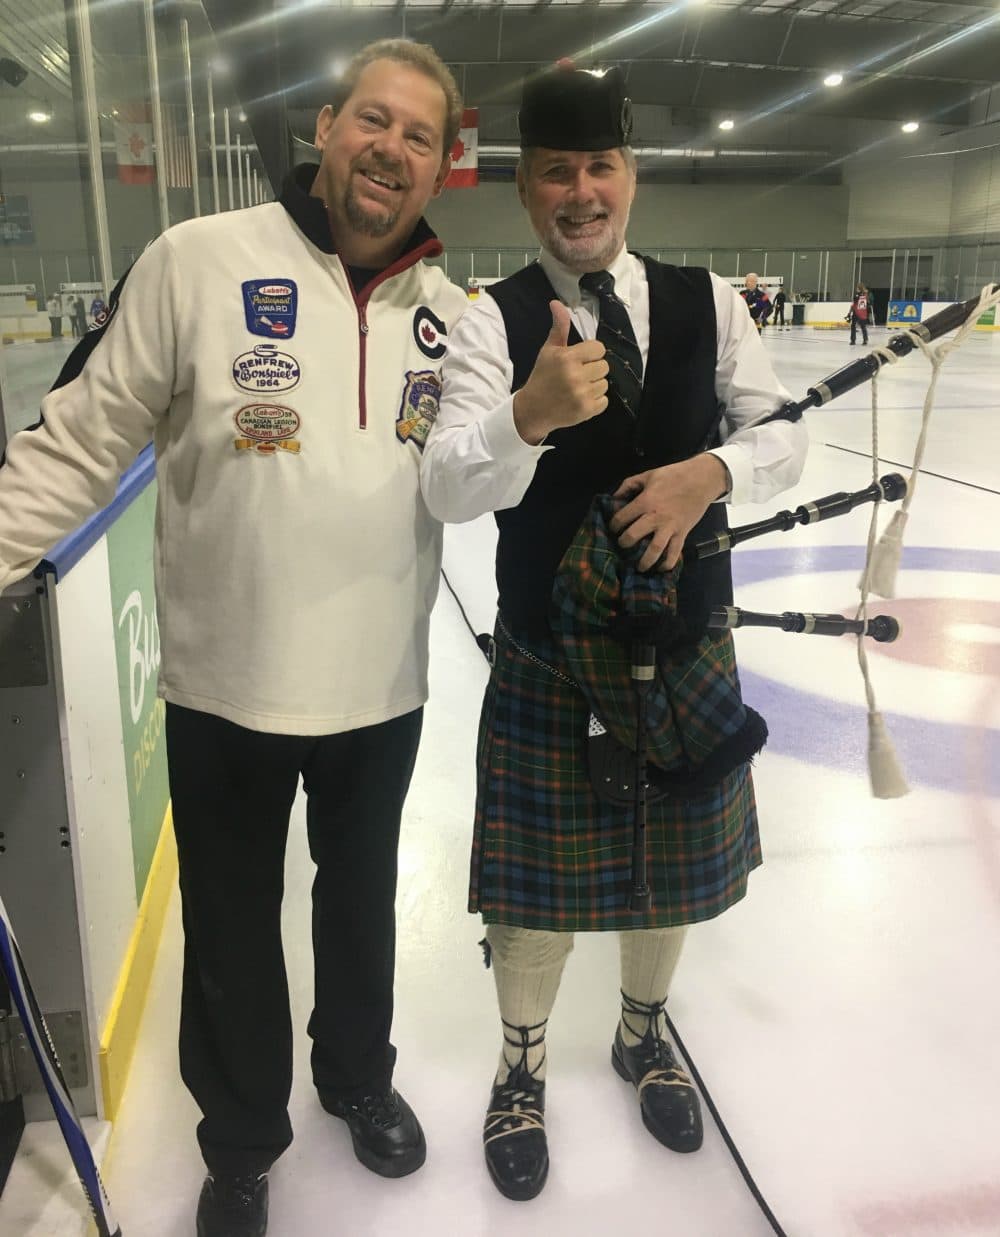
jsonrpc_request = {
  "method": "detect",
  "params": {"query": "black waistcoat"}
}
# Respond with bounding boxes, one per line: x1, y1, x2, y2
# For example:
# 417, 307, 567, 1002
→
488, 257, 734, 639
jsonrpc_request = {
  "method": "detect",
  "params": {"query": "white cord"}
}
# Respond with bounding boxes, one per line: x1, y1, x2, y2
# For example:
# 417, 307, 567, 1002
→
853, 283, 1000, 797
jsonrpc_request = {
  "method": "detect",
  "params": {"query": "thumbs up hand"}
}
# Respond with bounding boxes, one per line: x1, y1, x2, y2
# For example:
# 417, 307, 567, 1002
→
513, 300, 609, 445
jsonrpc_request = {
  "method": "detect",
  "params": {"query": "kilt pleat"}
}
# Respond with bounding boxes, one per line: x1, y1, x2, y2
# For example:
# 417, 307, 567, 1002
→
469, 620, 762, 931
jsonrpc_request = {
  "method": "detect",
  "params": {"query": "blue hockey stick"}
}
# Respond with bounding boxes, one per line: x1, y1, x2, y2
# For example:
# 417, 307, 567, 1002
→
0, 890, 121, 1236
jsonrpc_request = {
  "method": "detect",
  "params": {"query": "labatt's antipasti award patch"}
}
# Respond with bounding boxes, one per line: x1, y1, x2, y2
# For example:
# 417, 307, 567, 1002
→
234, 404, 301, 454
242, 279, 298, 339
396, 370, 441, 451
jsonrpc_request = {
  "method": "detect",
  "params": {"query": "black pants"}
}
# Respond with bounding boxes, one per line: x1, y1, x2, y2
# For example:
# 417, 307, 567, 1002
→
850, 316, 869, 344
773, 305, 785, 325
166, 703, 423, 1175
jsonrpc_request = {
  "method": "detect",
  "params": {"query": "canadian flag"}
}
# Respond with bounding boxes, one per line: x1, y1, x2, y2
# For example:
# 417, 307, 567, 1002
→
115, 102, 155, 186
445, 108, 478, 188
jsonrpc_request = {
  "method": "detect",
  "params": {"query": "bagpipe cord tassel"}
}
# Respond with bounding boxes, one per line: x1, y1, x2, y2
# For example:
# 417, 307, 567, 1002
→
857, 551, 909, 798
866, 708, 909, 799
867, 508, 908, 600
856, 368, 909, 797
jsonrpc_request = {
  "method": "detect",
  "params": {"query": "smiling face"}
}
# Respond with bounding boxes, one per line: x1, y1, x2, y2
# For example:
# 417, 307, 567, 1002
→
312, 58, 452, 265
517, 147, 637, 274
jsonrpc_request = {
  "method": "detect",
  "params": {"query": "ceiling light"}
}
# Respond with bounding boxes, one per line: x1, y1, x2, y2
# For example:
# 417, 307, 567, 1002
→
719, 118, 734, 131
824, 73, 844, 87
330, 57, 347, 78
902, 121, 919, 133
238, 111, 248, 123
28, 110, 51, 123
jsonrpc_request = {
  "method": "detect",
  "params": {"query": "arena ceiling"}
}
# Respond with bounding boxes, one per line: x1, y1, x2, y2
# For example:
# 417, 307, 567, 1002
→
0, 0, 996, 185
264, 0, 999, 181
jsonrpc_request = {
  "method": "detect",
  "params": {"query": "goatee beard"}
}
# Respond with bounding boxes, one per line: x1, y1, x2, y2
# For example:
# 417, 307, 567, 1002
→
344, 187, 400, 238
543, 217, 623, 272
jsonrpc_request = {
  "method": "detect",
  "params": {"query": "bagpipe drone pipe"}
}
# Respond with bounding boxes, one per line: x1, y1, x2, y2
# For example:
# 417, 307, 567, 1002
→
687, 472, 906, 646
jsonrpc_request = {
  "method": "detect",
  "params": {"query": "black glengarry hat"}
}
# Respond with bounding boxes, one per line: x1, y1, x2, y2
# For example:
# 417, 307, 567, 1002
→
519, 63, 632, 152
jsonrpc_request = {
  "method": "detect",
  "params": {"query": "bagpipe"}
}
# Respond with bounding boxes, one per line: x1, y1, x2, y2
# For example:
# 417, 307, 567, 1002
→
625, 282, 1000, 910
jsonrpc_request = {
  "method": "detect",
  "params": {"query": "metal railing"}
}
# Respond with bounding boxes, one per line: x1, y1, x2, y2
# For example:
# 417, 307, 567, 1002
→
428, 242, 1000, 305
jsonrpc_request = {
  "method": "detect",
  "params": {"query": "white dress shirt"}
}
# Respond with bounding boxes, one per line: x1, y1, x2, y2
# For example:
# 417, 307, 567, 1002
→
421, 247, 808, 522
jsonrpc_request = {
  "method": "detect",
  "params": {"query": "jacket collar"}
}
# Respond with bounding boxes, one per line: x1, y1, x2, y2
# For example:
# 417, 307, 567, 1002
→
279, 163, 442, 266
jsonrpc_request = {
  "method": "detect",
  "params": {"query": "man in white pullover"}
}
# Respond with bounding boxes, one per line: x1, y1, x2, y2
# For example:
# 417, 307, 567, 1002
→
0, 39, 467, 1237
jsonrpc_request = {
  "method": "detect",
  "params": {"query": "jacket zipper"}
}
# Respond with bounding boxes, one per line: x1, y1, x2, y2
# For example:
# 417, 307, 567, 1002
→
357, 302, 369, 430
347, 236, 442, 434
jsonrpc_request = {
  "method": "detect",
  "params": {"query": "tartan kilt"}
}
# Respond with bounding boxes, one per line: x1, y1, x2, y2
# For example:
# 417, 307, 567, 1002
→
469, 619, 762, 932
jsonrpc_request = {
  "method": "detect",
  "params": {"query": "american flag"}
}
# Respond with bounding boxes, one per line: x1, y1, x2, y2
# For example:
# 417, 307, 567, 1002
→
161, 104, 192, 189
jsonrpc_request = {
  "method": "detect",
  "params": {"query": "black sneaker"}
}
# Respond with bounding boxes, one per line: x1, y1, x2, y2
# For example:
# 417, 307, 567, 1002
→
321, 1087, 426, 1178
612, 1026, 703, 1152
483, 1066, 548, 1201
196, 1171, 268, 1237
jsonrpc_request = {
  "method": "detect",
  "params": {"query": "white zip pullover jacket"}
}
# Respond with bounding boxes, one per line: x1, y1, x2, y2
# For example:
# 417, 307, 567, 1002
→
0, 165, 468, 734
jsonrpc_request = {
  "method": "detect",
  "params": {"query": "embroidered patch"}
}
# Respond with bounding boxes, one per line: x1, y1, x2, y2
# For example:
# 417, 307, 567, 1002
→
412, 306, 447, 360
233, 404, 302, 455
396, 370, 441, 451
242, 280, 298, 339
232, 344, 301, 393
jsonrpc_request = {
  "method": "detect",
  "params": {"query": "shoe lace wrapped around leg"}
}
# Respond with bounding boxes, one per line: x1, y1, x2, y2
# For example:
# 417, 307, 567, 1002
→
620, 991, 694, 1091
483, 1018, 547, 1144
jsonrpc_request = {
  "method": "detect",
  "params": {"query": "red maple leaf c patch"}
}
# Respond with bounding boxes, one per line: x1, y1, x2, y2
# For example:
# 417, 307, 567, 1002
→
421, 322, 436, 343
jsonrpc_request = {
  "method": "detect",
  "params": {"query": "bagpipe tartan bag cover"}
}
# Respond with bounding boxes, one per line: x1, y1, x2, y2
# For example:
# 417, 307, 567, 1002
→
549, 494, 768, 793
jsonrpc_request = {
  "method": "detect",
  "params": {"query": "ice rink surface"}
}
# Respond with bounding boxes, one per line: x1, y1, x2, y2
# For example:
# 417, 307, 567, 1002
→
9, 324, 999, 1236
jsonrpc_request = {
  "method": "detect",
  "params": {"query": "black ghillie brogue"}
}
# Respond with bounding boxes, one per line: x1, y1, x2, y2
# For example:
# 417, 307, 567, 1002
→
196, 1170, 268, 1237
612, 992, 703, 1153
483, 1064, 548, 1201
321, 1087, 426, 1177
